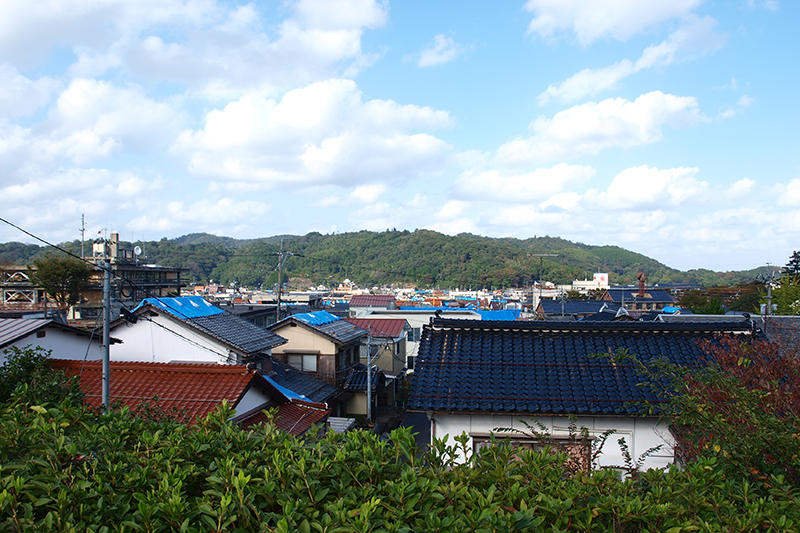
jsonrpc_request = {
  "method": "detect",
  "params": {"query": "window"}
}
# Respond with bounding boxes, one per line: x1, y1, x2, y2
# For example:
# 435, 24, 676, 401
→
288, 354, 317, 372
409, 327, 422, 342
473, 435, 591, 472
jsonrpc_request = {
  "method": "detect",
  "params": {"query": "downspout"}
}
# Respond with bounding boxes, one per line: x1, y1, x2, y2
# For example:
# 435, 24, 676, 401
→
427, 410, 436, 442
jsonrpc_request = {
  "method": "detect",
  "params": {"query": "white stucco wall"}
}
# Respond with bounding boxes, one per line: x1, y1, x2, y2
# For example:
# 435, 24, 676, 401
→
233, 387, 271, 416
1, 329, 104, 365
109, 314, 235, 364
431, 413, 674, 470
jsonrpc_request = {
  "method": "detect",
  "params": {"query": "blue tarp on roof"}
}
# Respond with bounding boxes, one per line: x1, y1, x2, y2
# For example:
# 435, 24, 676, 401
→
292, 310, 340, 326
263, 374, 308, 401
135, 296, 224, 319
475, 309, 521, 321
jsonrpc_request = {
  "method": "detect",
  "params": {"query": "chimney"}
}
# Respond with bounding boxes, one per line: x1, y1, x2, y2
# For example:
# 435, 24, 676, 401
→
636, 272, 648, 298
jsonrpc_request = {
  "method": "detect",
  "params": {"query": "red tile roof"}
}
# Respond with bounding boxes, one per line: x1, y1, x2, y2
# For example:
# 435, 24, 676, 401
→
345, 318, 407, 339
50, 360, 264, 422
349, 294, 395, 307
238, 399, 329, 436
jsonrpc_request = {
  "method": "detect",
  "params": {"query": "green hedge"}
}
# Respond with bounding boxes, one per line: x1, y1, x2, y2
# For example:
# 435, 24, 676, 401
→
2, 398, 799, 532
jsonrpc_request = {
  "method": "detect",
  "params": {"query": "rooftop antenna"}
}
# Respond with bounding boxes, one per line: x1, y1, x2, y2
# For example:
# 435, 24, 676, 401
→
79, 214, 86, 259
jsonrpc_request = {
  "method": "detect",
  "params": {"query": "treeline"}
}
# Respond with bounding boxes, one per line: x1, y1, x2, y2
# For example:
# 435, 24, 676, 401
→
0, 230, 767, 289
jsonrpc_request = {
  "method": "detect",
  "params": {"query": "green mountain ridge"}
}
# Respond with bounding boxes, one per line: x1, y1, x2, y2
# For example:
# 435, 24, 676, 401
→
0, 230, 768, 289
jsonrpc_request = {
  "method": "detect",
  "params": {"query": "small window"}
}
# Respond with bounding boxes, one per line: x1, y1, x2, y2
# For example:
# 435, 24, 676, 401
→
473, 435, 591, 472
288, 354, 318, 372
409, 327, 422, 342
36, 330, 46, 338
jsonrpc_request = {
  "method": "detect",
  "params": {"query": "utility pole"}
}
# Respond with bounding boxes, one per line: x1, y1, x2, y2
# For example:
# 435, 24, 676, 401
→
274, 240, 301, 321
101, 249, 111, 411
366, 329, 372, 423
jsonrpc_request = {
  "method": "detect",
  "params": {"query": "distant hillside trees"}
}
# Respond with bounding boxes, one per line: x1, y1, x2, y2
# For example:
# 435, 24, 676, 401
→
0, 230, 771, 290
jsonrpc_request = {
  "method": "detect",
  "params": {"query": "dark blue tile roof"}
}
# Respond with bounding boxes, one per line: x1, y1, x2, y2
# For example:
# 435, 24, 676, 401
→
266, 359, 338, 404
603, 288, 674, 303
408, 319, 756, 416
539, 300, 620, 316
344, 364, 383, 392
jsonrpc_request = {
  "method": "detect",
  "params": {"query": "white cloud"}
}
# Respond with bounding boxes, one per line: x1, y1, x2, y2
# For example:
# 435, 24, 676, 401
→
497, 91, 704, 166
454, 163, 595, 202
717, 94, 755, 120
293, 0, 388, 30
176, 78, 452, 188
128, 198, 271, 234
779, 179, 800, 207
524, 0, 704, 44
737, 95, 754, 107
537, 16, 724, 104
418, 34, 463, 67
725, 177, 756, 199
2, 0, 388, 98
0, 65, 60, 117
437, 200, 469, 219
350, 184, 387, 202
590, 165, 707, 209
47, 78, 186, 165
0, 0, 220, 67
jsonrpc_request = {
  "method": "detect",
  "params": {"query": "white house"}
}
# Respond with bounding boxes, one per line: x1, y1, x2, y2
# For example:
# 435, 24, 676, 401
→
0, 318, 118, 365
109, 296, 286, 367
408, 317, 756, 469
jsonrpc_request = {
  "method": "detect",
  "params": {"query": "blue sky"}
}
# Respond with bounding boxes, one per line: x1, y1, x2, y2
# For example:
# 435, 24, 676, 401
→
1, 0, 797, 272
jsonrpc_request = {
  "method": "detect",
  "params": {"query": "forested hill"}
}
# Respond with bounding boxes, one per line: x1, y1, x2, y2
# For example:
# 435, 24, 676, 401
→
1, 230, 765, 289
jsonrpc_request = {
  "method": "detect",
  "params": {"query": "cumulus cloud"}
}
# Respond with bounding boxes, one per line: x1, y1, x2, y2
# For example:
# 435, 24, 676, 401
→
524, 0, 704, 45
176, 78, 452, 188
0, 0, 220, 67
46, 78, 186, 165
779, 179, 800, 207
128, 197, 271, 234
418, 34, 463, 67
589, 165, 707, 209
497, 91, 704, 166
0, 65, 60, 117
454, 163, 595, 202
537, 16, 725, 104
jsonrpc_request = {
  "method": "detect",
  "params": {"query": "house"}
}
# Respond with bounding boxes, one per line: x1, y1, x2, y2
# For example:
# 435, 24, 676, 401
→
50, 359, 329, 436
601, 288, 675, 315
348, 294, 396, 318
0, 318, 120, 365
344, 318, 410, 374
408, 318, 756, 468
268, 311, 366, 386
109, 296, 287, 368
536, 300, 622, 320
361, 308, 483, 370
342, 363, 387, 418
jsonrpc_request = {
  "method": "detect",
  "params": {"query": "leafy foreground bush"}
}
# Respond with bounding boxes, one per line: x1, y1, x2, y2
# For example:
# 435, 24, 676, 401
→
1, 399, 799, 532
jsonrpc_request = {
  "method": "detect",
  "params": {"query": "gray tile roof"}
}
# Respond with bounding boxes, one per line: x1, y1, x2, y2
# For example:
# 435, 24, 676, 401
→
187, 312, 287, 354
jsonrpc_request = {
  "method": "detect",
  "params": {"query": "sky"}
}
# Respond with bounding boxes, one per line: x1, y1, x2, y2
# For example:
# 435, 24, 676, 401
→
0, 0, 797, 272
